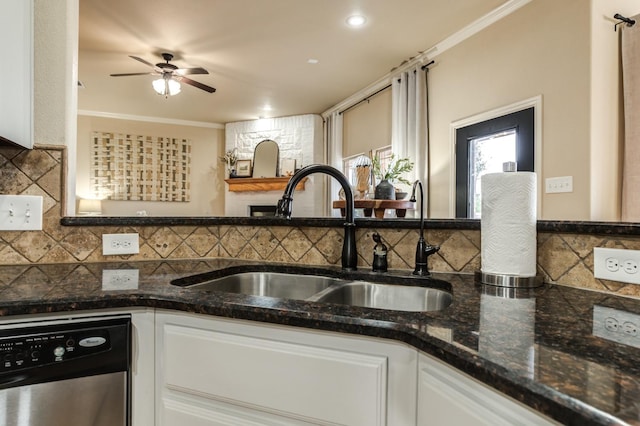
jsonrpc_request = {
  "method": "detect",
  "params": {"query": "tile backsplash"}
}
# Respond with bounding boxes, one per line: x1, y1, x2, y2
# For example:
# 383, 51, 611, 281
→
1, 146, 639, 298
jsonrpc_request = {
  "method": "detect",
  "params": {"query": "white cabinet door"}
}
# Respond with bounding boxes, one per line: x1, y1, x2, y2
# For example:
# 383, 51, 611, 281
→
417, 353, 557, 426
130, 309, 156, 426
0, 0, 33, 148
156, 310, 417, 426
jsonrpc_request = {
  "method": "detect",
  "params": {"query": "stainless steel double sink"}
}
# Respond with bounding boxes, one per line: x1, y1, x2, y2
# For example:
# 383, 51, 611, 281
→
179, 271, 452, 312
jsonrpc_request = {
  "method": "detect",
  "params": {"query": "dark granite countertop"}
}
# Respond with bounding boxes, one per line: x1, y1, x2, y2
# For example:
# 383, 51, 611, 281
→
61, 215, 640, 235
0, 258, 638, 425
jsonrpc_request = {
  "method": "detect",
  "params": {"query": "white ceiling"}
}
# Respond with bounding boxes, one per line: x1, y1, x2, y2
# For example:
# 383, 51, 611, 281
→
78, 0, 506, 125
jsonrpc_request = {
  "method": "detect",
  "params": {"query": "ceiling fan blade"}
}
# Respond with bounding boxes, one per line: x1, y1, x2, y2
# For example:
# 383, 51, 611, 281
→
175, 67, 209, 76
110, 72, 156, 77
129, 55, 158, 69
178, 76, 216, 93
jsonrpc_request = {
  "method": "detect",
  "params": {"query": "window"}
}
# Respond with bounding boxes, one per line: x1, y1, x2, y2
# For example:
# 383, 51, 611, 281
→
342, 146, 392, 190
343, 153, 369, 187
455, 107, 534, 218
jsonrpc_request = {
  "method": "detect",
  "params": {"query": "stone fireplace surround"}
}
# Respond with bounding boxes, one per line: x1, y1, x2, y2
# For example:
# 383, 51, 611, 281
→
224, 115, 324, 217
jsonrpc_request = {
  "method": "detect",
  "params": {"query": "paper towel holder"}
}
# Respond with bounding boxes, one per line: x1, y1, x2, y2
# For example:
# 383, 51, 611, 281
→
475, 271, 542, 288
479, 282, 537, 298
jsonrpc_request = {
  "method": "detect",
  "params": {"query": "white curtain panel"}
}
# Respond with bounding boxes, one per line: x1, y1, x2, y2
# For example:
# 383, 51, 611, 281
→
391, 65, 429, 190
622, 15, 640, 222
324, 111, 343, 216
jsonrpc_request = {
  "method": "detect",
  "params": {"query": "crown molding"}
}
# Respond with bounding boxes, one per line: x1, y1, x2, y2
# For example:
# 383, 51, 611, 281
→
427, 0, 532, 58
78, 109, 225, 129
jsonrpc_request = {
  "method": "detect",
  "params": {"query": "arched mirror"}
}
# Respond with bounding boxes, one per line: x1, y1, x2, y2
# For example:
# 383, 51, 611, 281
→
252, 140, 279, 178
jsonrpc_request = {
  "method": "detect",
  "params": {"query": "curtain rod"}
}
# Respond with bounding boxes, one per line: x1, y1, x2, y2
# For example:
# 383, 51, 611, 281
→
421, 60, 435, 71
338, 84, 391, 115
338, 61, 435, 115
614, 13, 636, 31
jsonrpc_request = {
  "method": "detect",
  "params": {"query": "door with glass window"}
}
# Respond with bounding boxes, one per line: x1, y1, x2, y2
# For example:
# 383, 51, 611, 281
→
455, 108, 534, 218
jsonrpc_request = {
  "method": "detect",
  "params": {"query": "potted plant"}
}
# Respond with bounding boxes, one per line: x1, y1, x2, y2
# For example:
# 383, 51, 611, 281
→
372, 154, 413, 199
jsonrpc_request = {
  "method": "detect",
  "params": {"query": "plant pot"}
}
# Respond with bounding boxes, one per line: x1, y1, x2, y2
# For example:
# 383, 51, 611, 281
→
374, 179, 395, 200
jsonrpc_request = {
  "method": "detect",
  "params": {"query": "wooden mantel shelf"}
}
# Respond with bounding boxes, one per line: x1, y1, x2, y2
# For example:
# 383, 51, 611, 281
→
224, 177, 308, 192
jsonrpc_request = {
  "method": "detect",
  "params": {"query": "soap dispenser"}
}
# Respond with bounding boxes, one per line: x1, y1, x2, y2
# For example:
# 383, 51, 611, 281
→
372, 232, 388, 272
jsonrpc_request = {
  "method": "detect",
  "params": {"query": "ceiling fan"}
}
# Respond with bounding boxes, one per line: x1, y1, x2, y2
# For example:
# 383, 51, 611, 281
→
110, 53, 216, 96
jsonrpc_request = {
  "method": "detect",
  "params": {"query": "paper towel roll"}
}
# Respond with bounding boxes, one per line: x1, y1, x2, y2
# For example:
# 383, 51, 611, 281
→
481, 171, 536, 277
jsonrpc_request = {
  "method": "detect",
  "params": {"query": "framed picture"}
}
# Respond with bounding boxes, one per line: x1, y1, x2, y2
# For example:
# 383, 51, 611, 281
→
280, 159, 296, 177
235, 159, 252, 177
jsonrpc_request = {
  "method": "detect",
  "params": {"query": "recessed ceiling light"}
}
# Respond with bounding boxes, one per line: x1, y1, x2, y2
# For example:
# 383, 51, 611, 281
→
346, 15, 366, 27
262, 104, 273, 111
307, 58, 319, 64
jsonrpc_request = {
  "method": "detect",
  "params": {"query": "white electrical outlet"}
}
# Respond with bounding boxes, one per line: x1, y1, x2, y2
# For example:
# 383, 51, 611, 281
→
0, 195, 43, 231
594, 247, 640, 285
593, 305, 640, 348
102, 269, 139, 290
545, 176, 573, 193
102, 233, 139, 255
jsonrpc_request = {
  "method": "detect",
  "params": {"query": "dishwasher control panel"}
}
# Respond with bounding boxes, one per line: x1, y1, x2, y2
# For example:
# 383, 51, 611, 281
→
0, 326, 112, 371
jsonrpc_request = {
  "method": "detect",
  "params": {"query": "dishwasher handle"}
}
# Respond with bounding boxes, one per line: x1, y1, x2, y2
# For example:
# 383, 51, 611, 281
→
0, 374, 28, 388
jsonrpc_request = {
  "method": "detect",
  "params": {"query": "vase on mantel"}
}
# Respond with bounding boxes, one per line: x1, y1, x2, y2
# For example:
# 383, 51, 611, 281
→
374, 179, 395, 200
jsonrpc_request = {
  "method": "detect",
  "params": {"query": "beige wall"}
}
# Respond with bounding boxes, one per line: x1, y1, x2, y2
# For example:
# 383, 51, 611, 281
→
429, 0, 640, 220
342, 88, 392, 158
429, 0, 592, 220
77, 115, 225, 216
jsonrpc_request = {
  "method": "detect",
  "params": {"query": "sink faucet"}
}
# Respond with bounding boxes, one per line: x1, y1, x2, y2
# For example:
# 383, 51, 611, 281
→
277, 164, 357, 271
410, 180, 440, 276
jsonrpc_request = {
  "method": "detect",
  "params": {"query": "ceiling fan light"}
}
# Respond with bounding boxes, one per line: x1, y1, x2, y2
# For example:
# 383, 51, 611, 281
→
167, 79, 181, 95
152, 78, 166, 94
152, 78, 181, 96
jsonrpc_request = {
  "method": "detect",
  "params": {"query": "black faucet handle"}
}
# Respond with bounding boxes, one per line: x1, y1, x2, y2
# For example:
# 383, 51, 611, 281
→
276, 197, 292, 218
413, 240, 440, 276
425, 244, 440, 257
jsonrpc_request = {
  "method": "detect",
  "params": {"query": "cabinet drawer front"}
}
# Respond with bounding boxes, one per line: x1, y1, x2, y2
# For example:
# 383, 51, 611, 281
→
163, 324, 388, 425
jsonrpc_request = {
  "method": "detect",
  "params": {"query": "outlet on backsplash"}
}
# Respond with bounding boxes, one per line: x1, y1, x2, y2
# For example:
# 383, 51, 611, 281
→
102, 233, 140, 256
594, 247, 640, 285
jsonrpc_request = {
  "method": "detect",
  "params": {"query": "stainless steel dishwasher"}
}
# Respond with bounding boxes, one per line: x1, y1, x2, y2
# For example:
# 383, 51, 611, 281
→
0, 316, 131, 426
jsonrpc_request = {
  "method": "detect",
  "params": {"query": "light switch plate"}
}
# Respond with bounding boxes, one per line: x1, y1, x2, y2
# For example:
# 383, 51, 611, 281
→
545, 176, 573, 193
0, 195, 43, 231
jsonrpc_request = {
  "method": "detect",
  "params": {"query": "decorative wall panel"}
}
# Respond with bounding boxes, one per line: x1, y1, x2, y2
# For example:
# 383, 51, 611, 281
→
90, 132, 191, 202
